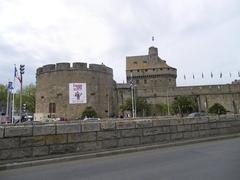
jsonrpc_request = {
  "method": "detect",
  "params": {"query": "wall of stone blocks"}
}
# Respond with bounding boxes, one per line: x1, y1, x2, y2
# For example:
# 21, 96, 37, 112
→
1, 115, 240, 162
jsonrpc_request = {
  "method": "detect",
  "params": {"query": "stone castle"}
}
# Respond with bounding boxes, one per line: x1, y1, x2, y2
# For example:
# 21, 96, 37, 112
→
36, 47, 240, 119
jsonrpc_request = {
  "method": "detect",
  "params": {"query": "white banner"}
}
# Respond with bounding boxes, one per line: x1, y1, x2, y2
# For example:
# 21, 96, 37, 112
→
69, 83, 87, 104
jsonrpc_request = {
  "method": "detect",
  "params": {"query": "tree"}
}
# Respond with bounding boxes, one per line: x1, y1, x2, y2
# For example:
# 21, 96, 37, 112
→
172, 96, 198, 116
120, 97, 150, 117
81, 106, 97, 118
208, 103, 227, 115
0, 84, 8, 113
15, 84, 36, 113
152, 103, 169, 116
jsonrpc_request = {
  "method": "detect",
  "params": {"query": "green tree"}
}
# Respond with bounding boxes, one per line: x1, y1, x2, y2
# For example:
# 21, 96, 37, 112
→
153, 103, 169, 116
172, 96, 198, 116
0, 84, 8, 113
208, 103, 227, 115
81, 106, 97, 118
120, 97, 150, 117
120, 98, 132, 112
15, 84, 36, 113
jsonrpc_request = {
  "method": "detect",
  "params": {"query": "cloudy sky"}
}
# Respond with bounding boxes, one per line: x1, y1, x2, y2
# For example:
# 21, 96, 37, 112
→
0, 0, 240, 88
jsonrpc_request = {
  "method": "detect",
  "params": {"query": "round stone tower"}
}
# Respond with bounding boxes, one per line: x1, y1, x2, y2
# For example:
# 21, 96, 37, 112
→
36, 62, 116, 119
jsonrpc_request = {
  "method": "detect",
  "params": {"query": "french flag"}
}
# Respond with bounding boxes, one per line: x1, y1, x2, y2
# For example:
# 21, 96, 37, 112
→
14, 65, 21, 82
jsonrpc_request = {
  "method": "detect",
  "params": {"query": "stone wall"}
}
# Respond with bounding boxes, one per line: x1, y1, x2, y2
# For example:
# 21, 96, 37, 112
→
1, 115, 240, 162
117, 83, 240, 115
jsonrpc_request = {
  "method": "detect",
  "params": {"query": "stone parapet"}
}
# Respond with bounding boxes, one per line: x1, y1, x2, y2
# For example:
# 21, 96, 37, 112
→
36, 62, 113, 76
1, 115, 240, 162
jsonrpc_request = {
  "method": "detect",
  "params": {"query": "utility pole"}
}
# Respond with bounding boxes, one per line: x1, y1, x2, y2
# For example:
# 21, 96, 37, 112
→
130, 73, 135, 118
19, 64, 25, 122
134, 86, 137, 118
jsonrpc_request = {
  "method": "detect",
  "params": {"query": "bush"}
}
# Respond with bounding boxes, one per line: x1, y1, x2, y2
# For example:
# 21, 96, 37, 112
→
208, 103, 227, 115
172, 96, 198, 116
81, 106, 97, 119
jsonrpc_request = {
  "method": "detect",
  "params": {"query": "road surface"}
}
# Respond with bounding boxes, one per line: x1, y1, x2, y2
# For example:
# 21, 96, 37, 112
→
1, 137, 240, 180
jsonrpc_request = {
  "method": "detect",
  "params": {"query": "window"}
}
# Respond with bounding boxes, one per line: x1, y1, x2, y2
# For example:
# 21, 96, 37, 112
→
49, 103, 56, 113
136, 80, 139, 84
134, 61, 137, 64
144, 79, 147, 84
137, 70, 140, 72
56, 93, 62, 97
145, 69, 148, 72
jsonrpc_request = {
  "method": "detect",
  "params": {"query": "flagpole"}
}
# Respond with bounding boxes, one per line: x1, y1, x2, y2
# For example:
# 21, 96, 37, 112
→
12, 65, 16, 124
6, 88, 9, 117
12, 93, 14, 123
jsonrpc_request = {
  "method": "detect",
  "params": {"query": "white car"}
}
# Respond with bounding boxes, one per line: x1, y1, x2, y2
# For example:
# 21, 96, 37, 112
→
82, 118, 101, 122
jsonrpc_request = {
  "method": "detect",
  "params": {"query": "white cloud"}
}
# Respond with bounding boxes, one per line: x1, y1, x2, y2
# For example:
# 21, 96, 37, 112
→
0, 0, 240, 87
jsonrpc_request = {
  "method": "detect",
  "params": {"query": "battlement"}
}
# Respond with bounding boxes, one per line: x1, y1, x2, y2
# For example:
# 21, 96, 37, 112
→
36, 62, 113, 76
89, 63, 113, 74
72, 62, 87, 70
56, 63, 70, 70
175, 83, 240, 95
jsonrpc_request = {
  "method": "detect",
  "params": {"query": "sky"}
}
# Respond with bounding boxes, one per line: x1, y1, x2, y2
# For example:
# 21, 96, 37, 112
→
0, 0, 240, 88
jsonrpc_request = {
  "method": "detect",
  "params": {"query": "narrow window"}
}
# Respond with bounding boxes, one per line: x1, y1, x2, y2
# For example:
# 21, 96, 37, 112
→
49, 103, 56, 113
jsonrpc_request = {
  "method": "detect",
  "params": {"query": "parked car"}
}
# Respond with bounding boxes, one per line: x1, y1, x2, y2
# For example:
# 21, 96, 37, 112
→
187, 112, 208, 117
21, 113, 33, 122
82, 118, 101, 122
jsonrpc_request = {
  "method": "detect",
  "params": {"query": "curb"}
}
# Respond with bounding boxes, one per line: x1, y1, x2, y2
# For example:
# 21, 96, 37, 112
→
1, 133, 240, 171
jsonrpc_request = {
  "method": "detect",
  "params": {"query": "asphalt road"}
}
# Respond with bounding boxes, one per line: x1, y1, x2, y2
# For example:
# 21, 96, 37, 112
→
1, 137, 240, 180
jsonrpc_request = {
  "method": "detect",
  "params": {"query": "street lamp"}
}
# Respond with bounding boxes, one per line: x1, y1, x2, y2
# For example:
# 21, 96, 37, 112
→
130, 73, 135, 118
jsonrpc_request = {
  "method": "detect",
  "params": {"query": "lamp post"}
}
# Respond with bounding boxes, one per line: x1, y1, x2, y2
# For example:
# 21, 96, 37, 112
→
130, 73, 135, 118
19, 64, 25, 122
131, 84, 135, 118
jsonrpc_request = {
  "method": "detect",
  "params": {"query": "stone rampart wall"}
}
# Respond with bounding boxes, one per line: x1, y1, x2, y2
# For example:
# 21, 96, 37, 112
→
1, 115, 240, 162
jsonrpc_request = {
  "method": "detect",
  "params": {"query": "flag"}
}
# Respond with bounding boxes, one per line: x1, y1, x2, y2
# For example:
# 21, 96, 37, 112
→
152, 36, 154, 42
184, 75, 186, 80
229, 72, 232, 78
211, 72, 213, 78
238, 71, 240, 77
202, 72, 204, 79
220, 72, 222, 78
14, 65, 21, 82
192, 74, 195, 79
